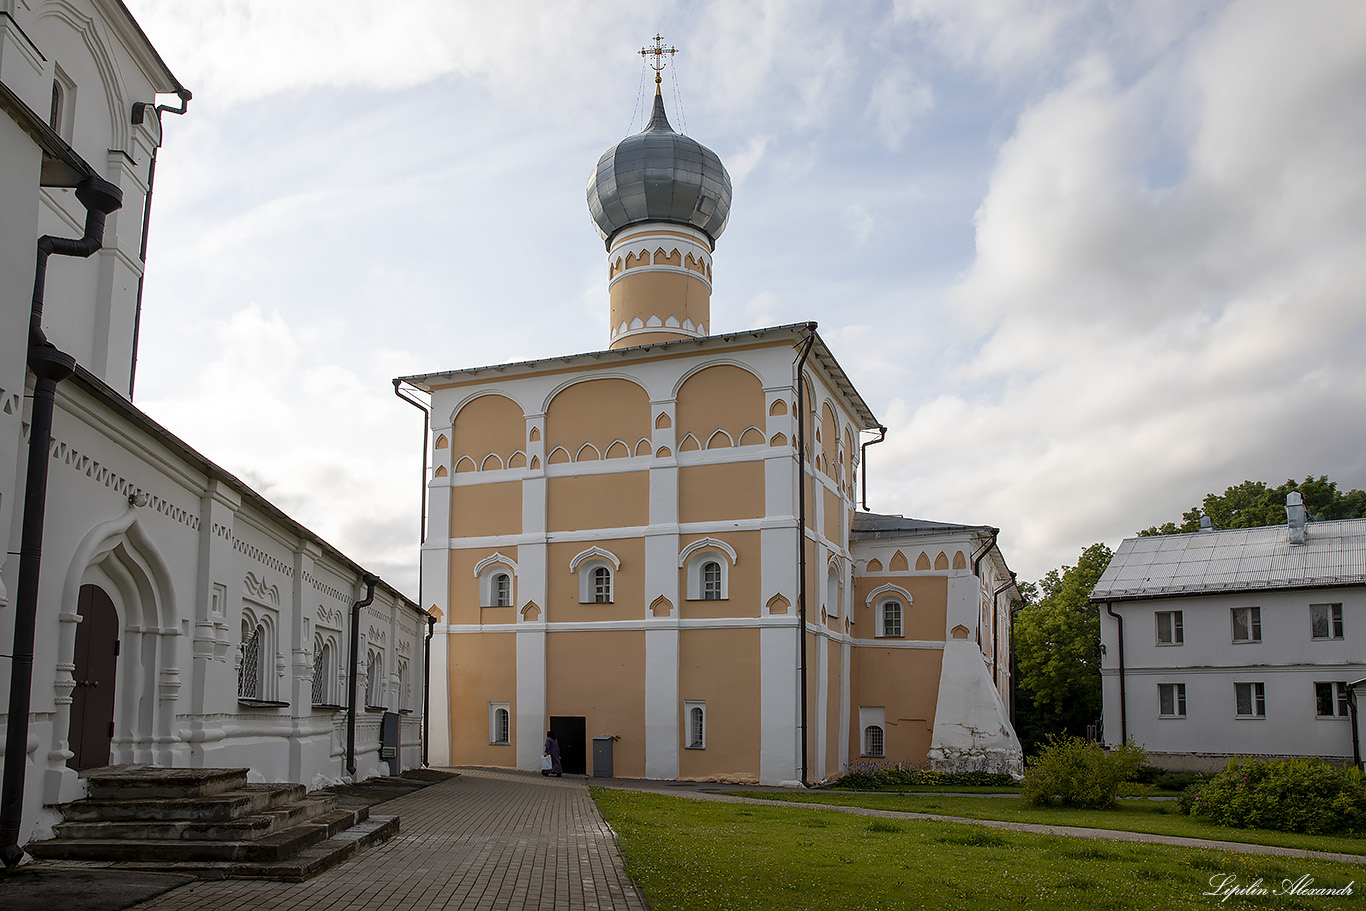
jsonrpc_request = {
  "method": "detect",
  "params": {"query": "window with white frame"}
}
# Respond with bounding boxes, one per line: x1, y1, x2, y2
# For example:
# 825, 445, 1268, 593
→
859, 706, 885, 757
881, 600, 903, 638
1235, 682, 1265, 718
477, 556, 517, 608
490, 703, 511, 744
365, 649, 383, 708
1158, 683, 1186, 717
1311, 603, 1344, 640
1155, 610, 1183, 646
681, 540, 735, 601
398, 659, 411, 712
312, 635, 338, 707
1231, 606, 1261, 643
1316, 682, 1350, 718
701, 562, 723, 600
592, 567, 612, 602
826, 565, 839, 618
864, 725, 885, 757
684, 700, 706, 748
573, 548, 621, 604
238, 611, 278, 703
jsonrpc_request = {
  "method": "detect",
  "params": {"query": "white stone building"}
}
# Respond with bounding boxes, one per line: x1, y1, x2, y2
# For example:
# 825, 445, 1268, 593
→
1093, 495, 1366, 770
1, 0, 424, 860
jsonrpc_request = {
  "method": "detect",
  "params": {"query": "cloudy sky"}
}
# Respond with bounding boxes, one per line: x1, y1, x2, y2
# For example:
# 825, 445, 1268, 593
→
122, 0, 1366, 596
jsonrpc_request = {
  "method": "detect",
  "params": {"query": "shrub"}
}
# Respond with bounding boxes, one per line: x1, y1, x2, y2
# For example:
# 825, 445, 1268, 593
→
1183, 757, 1366, 834
830, 761, 1015, 790
1020, 736, 1146, 808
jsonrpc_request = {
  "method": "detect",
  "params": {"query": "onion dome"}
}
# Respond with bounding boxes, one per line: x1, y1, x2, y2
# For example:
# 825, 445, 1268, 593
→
586, 93, 732, 249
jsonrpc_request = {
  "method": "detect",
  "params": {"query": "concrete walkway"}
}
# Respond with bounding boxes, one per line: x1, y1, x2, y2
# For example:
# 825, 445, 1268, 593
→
129, 768, 645, 911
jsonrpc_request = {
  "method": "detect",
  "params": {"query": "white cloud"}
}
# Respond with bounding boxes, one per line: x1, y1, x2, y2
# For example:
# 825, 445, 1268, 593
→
138, 305, 424, 592
867, 64, 934, 149
871, 1, 1366, 576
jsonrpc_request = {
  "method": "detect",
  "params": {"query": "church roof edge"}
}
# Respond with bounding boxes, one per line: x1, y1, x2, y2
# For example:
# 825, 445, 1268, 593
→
397, 322, 881, 430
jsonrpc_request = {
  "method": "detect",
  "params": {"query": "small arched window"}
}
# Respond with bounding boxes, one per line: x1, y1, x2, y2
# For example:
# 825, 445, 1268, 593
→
312, 638, 334, 707
826, 565, 839, 618
593, 566, 612, 603
685, 700, 706, 749
477, 555, 517, 608
882, 600, 903, 638
490, 703, 510, 744
238, 619, 261, 700
365, 650, 382, 708
49, 81, 62, 131
701, 562, 722, 600
681, 540, 735, 601
863, 725, 885, 758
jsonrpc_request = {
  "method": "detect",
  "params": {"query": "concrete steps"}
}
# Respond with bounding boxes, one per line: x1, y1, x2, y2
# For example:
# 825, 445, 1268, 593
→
28, 766, 400, 880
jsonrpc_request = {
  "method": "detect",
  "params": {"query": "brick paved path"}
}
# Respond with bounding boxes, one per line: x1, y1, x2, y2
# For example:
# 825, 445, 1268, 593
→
132, 768, 646, 911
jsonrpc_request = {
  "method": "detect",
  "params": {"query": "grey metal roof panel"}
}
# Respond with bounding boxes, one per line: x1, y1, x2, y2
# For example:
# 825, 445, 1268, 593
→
1092, 519, 1366, 601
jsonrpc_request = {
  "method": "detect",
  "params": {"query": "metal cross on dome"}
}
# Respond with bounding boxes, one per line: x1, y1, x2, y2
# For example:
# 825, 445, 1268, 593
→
640, 34, 678, 88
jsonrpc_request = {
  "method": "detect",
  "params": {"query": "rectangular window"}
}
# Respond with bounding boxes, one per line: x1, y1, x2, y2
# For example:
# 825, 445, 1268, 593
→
1234, 682, 1265, 718
1231, 606, 1261, 643
1155, 610, 1184, 646
684, 700, 706, 749
1311, 603, 1344, 640
489, 702, 511, 744
1158, 683, 1186, 718
1316, 682, 1350, 718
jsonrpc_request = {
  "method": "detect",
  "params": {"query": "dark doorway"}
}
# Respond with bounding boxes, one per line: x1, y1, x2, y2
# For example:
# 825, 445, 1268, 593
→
549, 716, 586, 775
71, 584, 119, 770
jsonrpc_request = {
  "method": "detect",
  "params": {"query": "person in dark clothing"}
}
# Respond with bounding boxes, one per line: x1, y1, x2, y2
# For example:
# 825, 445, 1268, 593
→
544, 731, 563, 777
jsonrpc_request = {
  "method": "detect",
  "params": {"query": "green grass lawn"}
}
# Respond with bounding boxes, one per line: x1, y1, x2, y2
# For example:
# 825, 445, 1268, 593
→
722, 790, 1366, 857
594, 790, 1363, 911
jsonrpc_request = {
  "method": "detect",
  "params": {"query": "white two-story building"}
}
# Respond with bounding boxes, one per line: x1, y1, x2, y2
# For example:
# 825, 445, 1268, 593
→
1093, 494, 1365, 770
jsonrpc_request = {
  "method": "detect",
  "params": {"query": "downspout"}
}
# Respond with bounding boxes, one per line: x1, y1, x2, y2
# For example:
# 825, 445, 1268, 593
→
392, 380, 431, 763
128, 90, 190, 398
1008, 600, 1026, 725
2, 176, 124, 869
1347, 678, 1365, 772
422, 614, 435, 767
346, 574, 380, 778
794, 322, 817, 787
1104, 602, 1126, 745
859, 425, 887, 511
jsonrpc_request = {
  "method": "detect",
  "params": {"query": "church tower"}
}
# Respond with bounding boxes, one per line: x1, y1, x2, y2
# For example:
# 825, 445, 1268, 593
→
586, 39, 732, 350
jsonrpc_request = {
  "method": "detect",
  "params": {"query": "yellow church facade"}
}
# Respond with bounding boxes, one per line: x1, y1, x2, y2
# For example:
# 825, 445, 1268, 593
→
399, 75, 1020, 784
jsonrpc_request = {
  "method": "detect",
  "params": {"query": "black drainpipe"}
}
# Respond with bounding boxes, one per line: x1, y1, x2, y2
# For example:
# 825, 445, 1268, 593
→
1008, 599, 1026, 726
346, 574, 380, 777
127, 90, 190, 398
392, 380, 432, 764
859, 425, 887, 511
794, 323, 817, 787
423, 615, 436, 767
1104, 602, 1126, 745
1347, 678, 1365, 772
2, 177, 123, 869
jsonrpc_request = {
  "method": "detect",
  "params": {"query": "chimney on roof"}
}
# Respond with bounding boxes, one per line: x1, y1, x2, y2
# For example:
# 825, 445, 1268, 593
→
1286, 492, 1307, 545
1199, 515, 1214, 533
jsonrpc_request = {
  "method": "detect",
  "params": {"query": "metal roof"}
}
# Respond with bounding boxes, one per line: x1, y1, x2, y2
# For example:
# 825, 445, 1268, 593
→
851, 512, 993, 539
1091, 519, 1366, 602
586, 92, 731, 247
397, 322, 881, 431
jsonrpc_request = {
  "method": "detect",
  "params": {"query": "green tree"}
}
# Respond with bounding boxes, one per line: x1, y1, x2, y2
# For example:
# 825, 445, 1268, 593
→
1137, 475, 1366, 536
1012, 543, 1112, 754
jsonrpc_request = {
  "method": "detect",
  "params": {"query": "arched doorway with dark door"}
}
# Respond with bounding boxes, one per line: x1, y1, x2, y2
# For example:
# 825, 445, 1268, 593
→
71, 584, 120, 771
